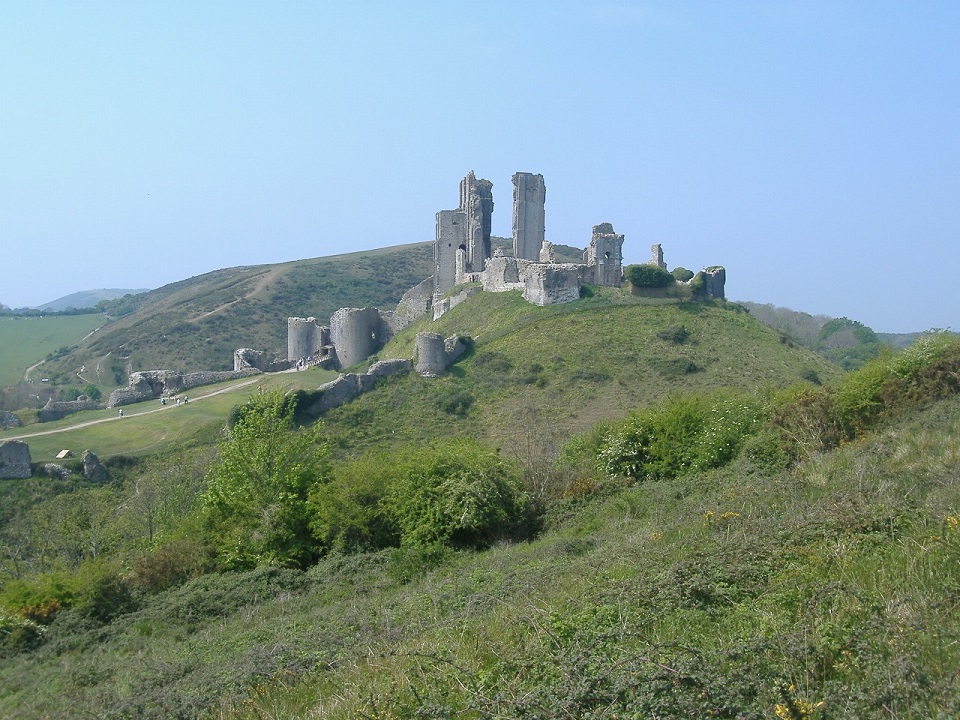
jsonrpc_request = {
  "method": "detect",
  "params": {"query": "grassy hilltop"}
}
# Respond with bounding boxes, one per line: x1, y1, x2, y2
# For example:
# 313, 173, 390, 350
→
2, 247, 959, 719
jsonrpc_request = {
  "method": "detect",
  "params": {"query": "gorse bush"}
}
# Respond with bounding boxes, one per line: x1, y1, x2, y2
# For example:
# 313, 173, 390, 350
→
385, 440, 530, 549
598, 391, 763, 482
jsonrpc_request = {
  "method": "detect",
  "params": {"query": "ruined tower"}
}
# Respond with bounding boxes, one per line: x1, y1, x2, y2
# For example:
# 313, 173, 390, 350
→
650, 243, 666, 269
434, 209, 467, 295
287, 317, 327, 361
585, 223, 625, 286
435, 171, 494, 296
459, 171, 494, 271
512, 172, 546, 261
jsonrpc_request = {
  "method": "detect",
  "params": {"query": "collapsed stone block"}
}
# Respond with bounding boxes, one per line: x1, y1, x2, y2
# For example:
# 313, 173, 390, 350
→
83, 450, 109, 483
0, 440, 31, 479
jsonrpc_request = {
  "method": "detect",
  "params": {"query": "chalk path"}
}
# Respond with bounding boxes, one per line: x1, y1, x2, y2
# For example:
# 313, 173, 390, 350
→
4, 376, 265, 441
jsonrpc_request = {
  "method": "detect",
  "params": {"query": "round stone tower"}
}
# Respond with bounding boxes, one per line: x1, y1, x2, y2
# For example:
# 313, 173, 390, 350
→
287, 317, 319, 361
415, 332, 447, 377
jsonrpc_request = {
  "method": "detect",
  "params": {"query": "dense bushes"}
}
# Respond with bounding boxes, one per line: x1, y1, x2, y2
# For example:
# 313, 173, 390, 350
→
598, 391, 763, 482
626, 264, 675, 289
769, 332, 960, 461
311, 440, 531, 553
595, 333, 960, 483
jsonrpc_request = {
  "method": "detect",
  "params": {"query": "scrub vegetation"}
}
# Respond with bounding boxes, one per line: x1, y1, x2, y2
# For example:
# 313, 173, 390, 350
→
1, 267, 958, 718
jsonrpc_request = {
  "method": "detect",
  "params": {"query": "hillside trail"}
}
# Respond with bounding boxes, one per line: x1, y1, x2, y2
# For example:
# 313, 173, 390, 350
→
4, 375, 268, 441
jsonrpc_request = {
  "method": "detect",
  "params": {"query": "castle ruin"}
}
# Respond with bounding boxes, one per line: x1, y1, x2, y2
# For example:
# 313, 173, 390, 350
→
276, 170, 725, 381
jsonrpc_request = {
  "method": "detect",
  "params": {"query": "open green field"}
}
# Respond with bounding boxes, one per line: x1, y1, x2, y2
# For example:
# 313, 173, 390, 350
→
0, 314, 105, 385
0, 366, 337, 461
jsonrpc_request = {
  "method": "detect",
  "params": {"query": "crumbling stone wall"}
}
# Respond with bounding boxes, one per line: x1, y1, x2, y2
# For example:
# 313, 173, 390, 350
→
482, 255, 531, 292
432, 286, 482, 321
107, 369, 260, 407
394, 277, 435, 329
512, 172, 546, 260
303, 359, 411, 415
650, 243, 666, 269
38, 396, 103, 423
702, 266, 726, 299
435, 210, 467, 295
523, 264, 582, 306
329, 307, 393, 369
234, 349, 296, 373
0, 411, 20, 429
459, 171, 494, 271
83, 450, 109, 483
0, 440, 31, 479
287, 317, 331, 362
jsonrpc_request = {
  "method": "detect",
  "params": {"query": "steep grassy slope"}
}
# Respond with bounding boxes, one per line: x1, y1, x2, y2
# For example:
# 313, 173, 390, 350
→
322, 289, 841, 456
38, 242, 433, 383
2, 385, 957, 719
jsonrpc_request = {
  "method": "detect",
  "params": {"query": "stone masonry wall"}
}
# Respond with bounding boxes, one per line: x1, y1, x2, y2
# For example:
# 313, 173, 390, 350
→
38, 397, 103, 423
107, 369, 260, 407
329, 307, 392, 369
303, 359, 411, 416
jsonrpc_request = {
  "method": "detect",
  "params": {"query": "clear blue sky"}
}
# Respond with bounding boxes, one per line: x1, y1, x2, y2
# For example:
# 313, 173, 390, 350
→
2, 1, 957, 332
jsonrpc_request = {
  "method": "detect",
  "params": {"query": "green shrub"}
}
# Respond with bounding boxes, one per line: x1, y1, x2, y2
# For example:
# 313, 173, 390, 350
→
129, 538, 214, 593
766, 333, 960, 462
626, 264, 675, 289
656, 325, 690, 344
671, 267, 695, 282
598, 391, 763, 482
385, 440, 530, 549
688, 272, 707, 297
309, 454, 400, 554
79, 572, 136, 624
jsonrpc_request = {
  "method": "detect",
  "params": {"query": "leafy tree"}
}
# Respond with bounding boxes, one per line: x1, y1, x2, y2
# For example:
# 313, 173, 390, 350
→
671, 266, 695, 282
202, 391, 328, 569
626, 264, 675, 289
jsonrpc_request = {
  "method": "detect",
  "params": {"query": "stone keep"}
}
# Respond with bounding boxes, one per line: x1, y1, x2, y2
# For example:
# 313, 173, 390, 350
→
512, 172, 546, 261
435, 171, 495, 296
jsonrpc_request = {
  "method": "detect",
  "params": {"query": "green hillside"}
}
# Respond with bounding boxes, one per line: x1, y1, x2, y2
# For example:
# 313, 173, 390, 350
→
0, 315, 104, 386
35, 242, 433, 388
0, 331, 958, 719
322, 288, 841, 456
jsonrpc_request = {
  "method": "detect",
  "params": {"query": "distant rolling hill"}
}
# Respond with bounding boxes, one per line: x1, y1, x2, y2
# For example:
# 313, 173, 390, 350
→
38, 242, 434, 388
36, 288, 151, 311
